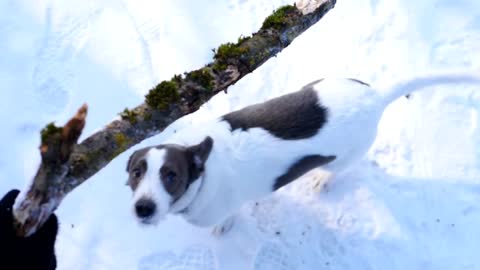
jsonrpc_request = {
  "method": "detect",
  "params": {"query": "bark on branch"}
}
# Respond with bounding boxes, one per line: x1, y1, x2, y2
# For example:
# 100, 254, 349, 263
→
13, 0, 336, 236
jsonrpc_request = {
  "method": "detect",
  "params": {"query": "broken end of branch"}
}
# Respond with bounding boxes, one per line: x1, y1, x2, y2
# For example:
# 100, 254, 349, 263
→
13, 104, 88, 237
61, 104, 88, 160
296, 0, 333, 14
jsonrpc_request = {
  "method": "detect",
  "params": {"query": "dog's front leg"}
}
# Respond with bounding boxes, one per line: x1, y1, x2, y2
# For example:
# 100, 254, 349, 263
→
211, 215, 235, 236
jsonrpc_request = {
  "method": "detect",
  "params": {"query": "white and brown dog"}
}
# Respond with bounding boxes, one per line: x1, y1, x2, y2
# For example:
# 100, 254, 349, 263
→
126, 71, 480, 234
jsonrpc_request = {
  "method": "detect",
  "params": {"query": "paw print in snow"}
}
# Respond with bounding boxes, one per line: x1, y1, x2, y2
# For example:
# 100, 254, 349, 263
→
32, 77, 69, 115
139, 245, 216, 270
254, 241, 297, 270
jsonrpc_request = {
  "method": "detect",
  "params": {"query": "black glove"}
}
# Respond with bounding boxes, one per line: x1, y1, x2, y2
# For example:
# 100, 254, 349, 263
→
0, 190, 59, 270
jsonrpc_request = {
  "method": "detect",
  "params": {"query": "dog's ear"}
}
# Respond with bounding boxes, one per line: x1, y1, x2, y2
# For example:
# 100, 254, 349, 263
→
187, 136, 213, 178
126, 150, 139, 187
126, 152, 135, 172
126, 149, 143, 172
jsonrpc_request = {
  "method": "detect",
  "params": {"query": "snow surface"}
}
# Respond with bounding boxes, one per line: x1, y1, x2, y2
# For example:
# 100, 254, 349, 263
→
1, 0, 480, 269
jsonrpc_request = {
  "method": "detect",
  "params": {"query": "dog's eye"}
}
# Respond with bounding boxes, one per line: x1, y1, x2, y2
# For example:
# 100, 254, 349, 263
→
166, 171, 177, 183
132, 168, 142, 178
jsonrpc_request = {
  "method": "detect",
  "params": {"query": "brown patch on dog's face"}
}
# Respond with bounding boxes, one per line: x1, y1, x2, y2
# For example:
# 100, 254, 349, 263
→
159, 145, 192, 202
126, 136, 214, 203
126, 148, 150, 191
161, 136, 214, 202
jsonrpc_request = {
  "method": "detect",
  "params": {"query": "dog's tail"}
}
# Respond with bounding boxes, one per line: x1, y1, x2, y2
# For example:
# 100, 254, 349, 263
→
380, 70, 480, 105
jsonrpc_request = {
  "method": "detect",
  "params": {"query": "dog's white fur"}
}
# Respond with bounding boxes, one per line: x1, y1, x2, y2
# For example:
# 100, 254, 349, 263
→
133, 71, 480, 231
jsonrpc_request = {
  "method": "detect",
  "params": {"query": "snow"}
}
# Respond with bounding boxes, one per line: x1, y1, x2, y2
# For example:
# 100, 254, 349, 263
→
1, 0, 480, 269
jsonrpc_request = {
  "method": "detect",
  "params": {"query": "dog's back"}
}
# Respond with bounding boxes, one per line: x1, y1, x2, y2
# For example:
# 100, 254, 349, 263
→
219, 78, 383, 177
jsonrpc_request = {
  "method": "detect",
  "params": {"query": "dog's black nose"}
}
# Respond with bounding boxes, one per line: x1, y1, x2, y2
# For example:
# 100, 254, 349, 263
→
135, 199, 156, 218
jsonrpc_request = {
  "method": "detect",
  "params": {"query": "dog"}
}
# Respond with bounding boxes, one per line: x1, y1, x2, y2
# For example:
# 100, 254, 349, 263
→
126, 71, 480, 234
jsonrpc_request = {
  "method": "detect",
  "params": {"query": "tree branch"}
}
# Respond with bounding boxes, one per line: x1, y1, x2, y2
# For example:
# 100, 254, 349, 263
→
13, 0, 336, 236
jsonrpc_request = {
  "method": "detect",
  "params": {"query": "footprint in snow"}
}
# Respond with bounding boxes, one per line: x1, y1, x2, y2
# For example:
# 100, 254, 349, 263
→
32, 77, 69, 115
138, 245, 216, 270
31, 5, 96, 116
253, 241, 297, 270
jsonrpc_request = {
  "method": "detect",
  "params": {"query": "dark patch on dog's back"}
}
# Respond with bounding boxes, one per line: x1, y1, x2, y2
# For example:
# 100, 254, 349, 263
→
273, 155, 336, 190
348, 78, 370, 87
221, 80, 328, 140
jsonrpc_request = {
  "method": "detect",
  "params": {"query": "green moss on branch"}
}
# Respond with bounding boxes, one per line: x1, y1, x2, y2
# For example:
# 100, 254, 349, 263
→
119, 108, 137, 124
212, 42, 249, 71
40, 123, 63, 144
261, 5, 297, 30
237, 35, 251, 44
113, 133, 131, 157
145, 80, 180, 110
186, 68, 215, 91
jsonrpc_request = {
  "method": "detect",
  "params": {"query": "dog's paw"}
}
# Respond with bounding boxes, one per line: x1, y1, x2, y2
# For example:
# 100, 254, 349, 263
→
253, 241, 297, 270
139, 245, 216, 270
211, 216, 235, 237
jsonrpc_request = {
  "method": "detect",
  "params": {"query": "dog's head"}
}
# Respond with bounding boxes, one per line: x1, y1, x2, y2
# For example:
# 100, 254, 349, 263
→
126, 136, 213, 225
